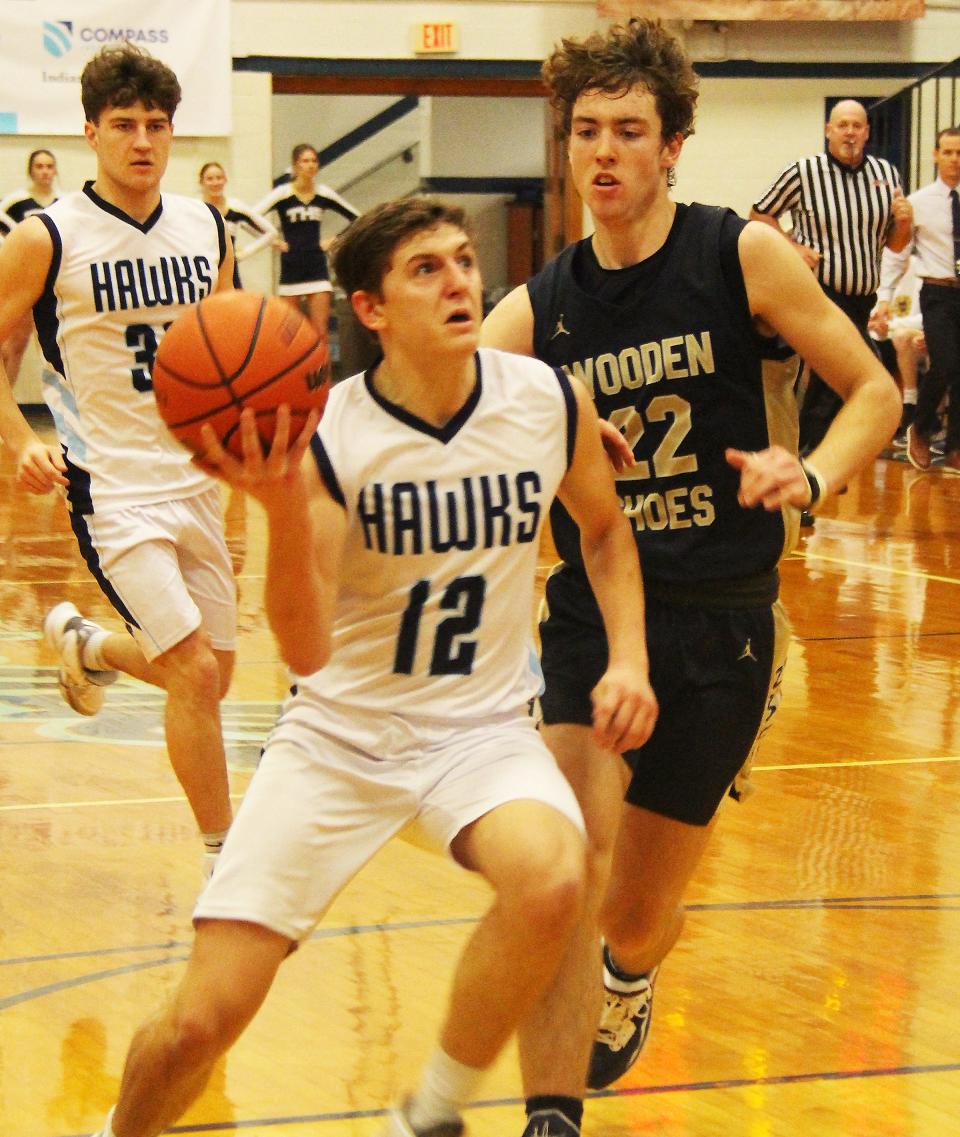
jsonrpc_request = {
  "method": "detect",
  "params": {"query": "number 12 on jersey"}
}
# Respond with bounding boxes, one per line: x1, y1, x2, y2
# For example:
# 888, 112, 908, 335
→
393, 575, 486, 676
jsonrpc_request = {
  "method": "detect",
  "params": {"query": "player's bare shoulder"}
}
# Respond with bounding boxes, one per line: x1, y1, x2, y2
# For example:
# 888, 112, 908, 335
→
480, 284, 535, 356
737, 217, 818, 329
0, 212, 54, 271
0, 213, 55, 320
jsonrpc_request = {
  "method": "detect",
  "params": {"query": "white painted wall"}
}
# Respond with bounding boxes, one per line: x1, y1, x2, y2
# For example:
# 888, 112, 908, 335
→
679, 76, 910, 218
430, 96, 544, 178
231, 1, 599, 61
228, 1, 960, 66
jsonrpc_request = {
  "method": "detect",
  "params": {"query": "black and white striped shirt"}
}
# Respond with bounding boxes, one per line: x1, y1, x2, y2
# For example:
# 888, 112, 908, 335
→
753, 151, 902, 297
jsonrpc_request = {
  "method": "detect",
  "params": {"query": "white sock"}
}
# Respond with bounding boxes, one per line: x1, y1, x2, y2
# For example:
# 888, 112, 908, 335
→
94, 1105, 116, 1137
604, 943, 654, 991
201, 828, 230, 855
407, 1047, 484, 1131
80, 628, 111, 671
903, 389, 918, 405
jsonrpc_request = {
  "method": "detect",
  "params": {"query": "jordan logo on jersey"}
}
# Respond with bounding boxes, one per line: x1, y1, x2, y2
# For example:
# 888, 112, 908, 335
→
550, 314, 571, 339
738, 639, 758, 662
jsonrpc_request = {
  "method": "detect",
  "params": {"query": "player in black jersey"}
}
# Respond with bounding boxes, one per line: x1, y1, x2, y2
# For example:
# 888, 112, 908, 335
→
0, 148, 59, 386
255, 143, 359, 345
482, 19, 900, 1137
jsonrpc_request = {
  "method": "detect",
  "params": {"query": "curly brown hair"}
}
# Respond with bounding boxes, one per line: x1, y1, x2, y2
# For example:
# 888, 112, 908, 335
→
331, 197, 472, 298
81, 43, 181, 125
542, 18, 698, 143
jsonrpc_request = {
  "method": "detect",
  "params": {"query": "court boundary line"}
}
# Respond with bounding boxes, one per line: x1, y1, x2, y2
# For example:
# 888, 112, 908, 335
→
3, 751, 957, 814
791, 548, 960, 587
48, 1060, 960, 1137
5, 891, 957, 973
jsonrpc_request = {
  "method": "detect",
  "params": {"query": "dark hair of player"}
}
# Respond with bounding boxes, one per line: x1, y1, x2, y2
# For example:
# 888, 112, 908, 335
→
331, 197, 472, 298
542, 18, 698, 143
81, 43, 182, 125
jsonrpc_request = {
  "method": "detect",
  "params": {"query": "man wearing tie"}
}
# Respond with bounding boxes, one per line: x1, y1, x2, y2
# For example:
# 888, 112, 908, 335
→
884, 126, 960, 472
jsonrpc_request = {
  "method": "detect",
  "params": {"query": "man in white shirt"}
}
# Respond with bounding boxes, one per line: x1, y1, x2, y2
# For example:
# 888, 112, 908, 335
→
872, 250, 927, 444
880, 127, 960, 472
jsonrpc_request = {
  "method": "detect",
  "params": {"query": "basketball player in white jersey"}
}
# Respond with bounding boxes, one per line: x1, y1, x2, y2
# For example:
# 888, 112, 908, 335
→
0, 44, 237, 874
83, 197, 659, 1137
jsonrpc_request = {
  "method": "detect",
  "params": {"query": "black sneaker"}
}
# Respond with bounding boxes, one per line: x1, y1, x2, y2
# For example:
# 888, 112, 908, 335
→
586, 946, 659, 1090
893, 404, 915, 448
521, 1109, 580, 1137
906, 425, 932, 471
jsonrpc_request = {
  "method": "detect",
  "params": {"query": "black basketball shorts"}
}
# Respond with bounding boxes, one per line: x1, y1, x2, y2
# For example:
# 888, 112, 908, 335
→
539, 565, 789, 827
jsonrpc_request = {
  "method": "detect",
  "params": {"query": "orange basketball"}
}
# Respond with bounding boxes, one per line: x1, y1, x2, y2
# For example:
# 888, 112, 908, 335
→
152, 291, 330, 459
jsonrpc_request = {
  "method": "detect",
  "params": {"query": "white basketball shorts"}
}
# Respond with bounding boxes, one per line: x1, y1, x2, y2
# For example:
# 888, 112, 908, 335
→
78, 486, 237, 661
194, 706, 585, 941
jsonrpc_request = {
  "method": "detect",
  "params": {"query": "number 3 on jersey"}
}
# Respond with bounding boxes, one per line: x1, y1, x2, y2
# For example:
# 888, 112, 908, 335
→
394, 575, 486, 676
126, 321, 172, 392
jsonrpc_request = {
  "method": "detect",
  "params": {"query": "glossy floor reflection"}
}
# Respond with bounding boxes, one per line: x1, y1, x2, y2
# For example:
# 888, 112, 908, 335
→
2, 419, 958, 1137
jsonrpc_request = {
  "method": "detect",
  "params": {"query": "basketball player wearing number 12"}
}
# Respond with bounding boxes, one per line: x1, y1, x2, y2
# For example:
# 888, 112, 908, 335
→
0, 43, 237, 875
82, 197, 659, 1137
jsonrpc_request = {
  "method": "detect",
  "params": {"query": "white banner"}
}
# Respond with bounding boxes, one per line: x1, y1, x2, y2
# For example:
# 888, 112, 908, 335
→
0, 0, 231, 137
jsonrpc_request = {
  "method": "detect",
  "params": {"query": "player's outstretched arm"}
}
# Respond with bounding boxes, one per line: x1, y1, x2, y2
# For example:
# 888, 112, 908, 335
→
0, 219, 67, 494
731, 221, 900, 512
196, 406, 343, 675
557, 381, 658, 755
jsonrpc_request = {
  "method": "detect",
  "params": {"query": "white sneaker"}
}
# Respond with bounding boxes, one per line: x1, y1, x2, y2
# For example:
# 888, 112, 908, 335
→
201, 849, 220, 882
90, 1105, 115, 1137
43, 601, 117, 716
381, 1100, 464, 1137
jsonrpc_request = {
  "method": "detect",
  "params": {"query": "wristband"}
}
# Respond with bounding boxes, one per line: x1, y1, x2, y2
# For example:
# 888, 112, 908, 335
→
800, 458, 827, 508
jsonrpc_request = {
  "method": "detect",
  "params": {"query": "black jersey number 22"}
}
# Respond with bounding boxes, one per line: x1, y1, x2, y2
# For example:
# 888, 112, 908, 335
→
393, 575, 486, 676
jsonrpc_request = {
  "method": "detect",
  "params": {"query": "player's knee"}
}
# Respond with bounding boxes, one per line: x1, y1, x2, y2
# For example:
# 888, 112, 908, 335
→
582, 821, 618, 894
513, 829, 586, 933
163, 636, 222, 707
158, 1003, 234, 1070
184, 652, 221, 706
602, 900, 685, 959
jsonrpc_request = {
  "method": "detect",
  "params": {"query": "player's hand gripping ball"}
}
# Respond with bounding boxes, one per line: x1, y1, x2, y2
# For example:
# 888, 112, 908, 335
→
152, 291, 330, 458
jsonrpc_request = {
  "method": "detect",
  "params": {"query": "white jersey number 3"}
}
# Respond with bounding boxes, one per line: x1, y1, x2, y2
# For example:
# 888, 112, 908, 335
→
126, 321, 172, 392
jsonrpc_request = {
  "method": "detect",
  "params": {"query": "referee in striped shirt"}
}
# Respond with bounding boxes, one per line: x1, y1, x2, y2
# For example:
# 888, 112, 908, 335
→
751, 99, 912, 456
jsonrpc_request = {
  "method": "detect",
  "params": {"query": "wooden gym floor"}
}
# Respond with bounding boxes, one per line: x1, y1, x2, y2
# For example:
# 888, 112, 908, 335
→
1, 413, 958, 1137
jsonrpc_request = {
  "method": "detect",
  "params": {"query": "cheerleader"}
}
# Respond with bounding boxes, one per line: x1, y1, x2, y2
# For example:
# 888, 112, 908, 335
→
1, 149, 58, 385
198, 161, 279, 289
255, 143, 359, 342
